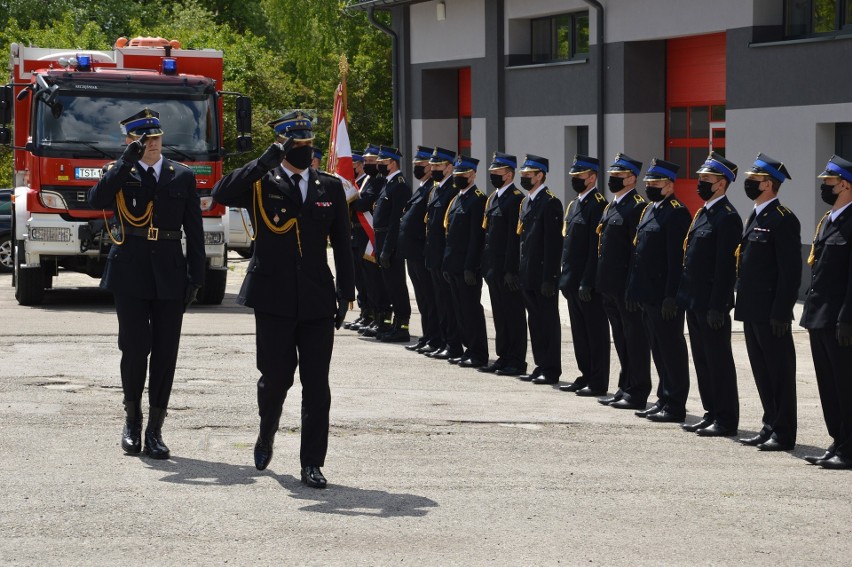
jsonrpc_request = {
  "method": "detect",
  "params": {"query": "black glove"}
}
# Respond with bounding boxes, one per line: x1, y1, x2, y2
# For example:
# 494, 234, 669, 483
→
836, 321, 852, 347
625, 299, 641, 313
504, 272, 519, 292
379, 252, 391, 269
706, 309, 725, 331
661, 297, 678, 321
184, 284, 201, 310
334, 298, 349, 330
578, 285, 592, 303
442, 271, 452, 283
120, 133, 147, 165
464, 270, 476, 286
257, 140, 292, 172
770, 318, 791, 338
541, 281, 556, 297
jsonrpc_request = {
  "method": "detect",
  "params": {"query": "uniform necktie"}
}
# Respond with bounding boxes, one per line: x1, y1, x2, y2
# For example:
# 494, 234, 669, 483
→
291, 173, 303, 204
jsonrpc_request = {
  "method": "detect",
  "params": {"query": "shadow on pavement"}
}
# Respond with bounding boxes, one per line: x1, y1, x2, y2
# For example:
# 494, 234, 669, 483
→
143, 455, 263, 486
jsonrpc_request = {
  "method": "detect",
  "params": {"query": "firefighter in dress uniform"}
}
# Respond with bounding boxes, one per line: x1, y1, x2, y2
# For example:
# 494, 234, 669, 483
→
88, 108, 205, 460
211, 111, 355, 488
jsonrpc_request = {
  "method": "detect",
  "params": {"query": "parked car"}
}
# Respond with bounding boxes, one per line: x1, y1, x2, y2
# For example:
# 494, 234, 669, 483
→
228, 207, 254, 258
0, 189, 13, 273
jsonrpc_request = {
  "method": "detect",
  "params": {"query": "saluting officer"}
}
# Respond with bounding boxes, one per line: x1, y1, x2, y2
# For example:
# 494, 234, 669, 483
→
516, 155, 563, 385
596, 154, 651, 410
373, 146, 413, 342
399, 146, 441, 351
442, 155, 489, 368
479, 152, 528, 376
424, 147, 463, 360
625, 159, 691, 422
735, 154, 801, 451
344, 150, 374, 330
88, 108, 205, 460
559, 155, 610, 395
799, 155, 852, 469
678, 152, 743, 437
212, 111, 355, 488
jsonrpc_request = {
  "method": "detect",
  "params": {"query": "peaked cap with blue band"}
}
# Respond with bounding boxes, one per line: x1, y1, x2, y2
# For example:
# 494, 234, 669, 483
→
453, 154, 479, 173
414, 146, 434, 161
520, 154, 549, 173
643, 158, 680, 182
607, 153, 642, 176
568, 154, 599, 175
488, 151, 517, 171
378, 145, 402, 162
696, 151, 737, 182
120, 108, 163, 137
429, 146, 456, 164
746, 153, 790, 182
267, 110, 315, 140
312, 147, 323, 161
818, 154, 852, 183
363, 144, 381, 157
352, 150, 364, 163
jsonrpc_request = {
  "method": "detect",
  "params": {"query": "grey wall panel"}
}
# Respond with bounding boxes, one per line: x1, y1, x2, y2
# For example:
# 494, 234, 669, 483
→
413, 118, 459, 152
504, 57, 598, 118
409, 0, 485, 64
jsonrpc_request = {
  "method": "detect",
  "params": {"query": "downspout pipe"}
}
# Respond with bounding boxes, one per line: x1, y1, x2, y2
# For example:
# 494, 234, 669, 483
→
367, 6, 400, 148
582, 0, 604, 165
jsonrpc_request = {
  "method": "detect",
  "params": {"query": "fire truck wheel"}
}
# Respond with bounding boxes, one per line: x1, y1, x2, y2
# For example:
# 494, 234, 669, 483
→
15, 257, 46, 306
198, 266, 226, 305
0, 235, 12, 273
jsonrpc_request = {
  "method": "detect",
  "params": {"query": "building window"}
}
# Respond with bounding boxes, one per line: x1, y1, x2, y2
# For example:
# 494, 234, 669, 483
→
785, 0, 852, 37
531, 12, 589, 63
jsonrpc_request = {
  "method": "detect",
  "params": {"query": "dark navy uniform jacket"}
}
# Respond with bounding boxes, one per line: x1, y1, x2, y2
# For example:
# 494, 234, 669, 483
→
801, 206, 852, 329
373, 172, 412, 258
350, 174, 374, 257
559, 188, 608, 292
595, 188, 646, 296
212, 157, 355, 319
734, 200, 801, 323
481, 184, 524, 283
677, 196, 743, 312
442, 185, 487, 273
398, 179, 434, 261
88, 158, 205, 300
424, 177, 459, 270
626, 197, 692, 305
518, 188, 564, 291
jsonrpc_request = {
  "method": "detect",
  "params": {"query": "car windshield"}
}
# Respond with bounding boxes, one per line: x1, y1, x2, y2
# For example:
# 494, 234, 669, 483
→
35, 92, 218, 160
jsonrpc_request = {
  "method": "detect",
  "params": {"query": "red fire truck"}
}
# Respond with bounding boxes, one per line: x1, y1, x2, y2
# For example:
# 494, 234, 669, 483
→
0, 36, 252, 305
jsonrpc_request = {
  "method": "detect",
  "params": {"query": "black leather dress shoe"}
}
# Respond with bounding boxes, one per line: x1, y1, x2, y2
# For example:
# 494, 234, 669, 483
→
682, 418, 714, 432
418, 344, 442, 355
477, 362, 502, 373
254, 438, 274, 471
695, 423, 737, 437
406, 338, 429, 351
518, 370, 541, 382
646, 410, 686, 423
739, 432, 771, 446
429, 348, 452, 360
495, 366, 525, 376
532, 376, 558, 385
610, 398, 647, 410
575, 386, 607, 397
805, 449, 836, 465
598, 391, 624, 406
448, 355, 467, 365
635, 403, 662, 418
460, 358, 486, 368
819, 454, 852, 470
559, 379, 587, 392
301, 465, 328, 488
757, 438, 795, 452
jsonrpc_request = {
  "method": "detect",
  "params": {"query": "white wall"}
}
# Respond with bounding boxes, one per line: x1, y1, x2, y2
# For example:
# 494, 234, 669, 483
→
411, 118, 458, 154
410, 0, 486, 64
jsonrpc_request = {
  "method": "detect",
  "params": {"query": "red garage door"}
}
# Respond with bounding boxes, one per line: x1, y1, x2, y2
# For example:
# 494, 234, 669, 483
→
666, 33, 726, 213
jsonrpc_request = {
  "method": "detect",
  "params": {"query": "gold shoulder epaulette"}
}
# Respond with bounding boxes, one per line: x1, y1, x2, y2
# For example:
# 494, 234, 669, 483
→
725, 205, 733, 212
513, 189, 522, 196
105, 161, 116, 171
670, 199, 682, 208
475, 189, 485, 197
633, 194, 645, 204
546, 189, 555, 198
776, 205, 790, 216
594, 192, 606, 203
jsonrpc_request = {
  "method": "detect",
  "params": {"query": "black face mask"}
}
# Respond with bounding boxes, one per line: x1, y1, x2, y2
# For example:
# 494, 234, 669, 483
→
520, 177, 534, 191
571, 176, 588, 193
413, 165, 427, 179
697, 180, 717, 201
490, 173, 505, 189
364, 163, 379, 177
377, 163, 389, 176
608, 176, 629, 192
744, 178, 763, 201
453, 176, 469, 191
431, 169, 445, 182
645, 185, 664, 202
285, 145, 313, 170
821, 183, 839, 205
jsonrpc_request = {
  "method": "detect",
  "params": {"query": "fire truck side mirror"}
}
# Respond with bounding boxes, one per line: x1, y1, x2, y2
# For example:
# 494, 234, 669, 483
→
0, 128, 10, 145
1, 85, 13, 124
236, 135, 253, 153
236, 96, 252, 133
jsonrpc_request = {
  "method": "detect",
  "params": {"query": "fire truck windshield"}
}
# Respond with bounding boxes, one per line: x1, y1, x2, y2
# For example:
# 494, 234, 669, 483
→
35, 92, 218, 161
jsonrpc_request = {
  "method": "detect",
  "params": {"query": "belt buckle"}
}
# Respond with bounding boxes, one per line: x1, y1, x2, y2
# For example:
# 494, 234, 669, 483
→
147, 227, 159, 241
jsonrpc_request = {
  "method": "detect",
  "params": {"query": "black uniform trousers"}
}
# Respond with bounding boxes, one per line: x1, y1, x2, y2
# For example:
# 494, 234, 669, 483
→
601, 293, 651, 402
430, 268, 462, 353
448, 273, 488, 361
380, 255, 411, 321
808, 328, 852, 455
255, 311, 334, 467
407, 258, 440, 345
565, 289, 610, 391
363, 257, 389, 314
744, 322, 797, 444
643, 304, 690, 415
351, 245, 372, 312
114, 293, 185, 409
521, 289, 561, 380
488, 278, 527, 368
686, 309, 739, 429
